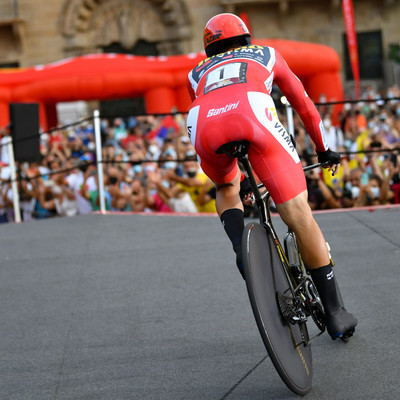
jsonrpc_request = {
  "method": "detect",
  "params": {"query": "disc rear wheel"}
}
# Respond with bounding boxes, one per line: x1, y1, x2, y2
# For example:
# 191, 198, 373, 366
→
242, 222, 313, 396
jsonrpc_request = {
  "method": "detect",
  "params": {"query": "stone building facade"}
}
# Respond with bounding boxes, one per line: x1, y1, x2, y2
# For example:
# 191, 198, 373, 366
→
1, 0, 399, 90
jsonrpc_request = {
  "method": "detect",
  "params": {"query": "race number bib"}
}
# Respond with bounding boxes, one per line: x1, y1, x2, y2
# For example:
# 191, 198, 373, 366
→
204, 62, 248, 94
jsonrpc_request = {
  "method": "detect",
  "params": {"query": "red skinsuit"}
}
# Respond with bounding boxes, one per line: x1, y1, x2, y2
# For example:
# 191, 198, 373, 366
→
186, 45, 328, 204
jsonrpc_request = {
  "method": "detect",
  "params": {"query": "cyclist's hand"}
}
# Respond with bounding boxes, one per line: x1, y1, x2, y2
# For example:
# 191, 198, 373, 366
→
316, 149, 341, 176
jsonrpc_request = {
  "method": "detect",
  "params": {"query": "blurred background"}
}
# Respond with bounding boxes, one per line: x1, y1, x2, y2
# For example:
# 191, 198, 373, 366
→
0, 0, 399, 222
1, 0, 399, 95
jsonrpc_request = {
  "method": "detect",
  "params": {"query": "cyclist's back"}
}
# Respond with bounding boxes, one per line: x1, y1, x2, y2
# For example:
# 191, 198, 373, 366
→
188, 44, 276, 97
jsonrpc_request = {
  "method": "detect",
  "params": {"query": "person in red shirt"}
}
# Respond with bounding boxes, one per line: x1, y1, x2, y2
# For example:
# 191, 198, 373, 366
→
186, 13, 357, 340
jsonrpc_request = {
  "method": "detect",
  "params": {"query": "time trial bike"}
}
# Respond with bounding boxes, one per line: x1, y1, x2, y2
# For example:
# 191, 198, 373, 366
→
217, 140, 346, 396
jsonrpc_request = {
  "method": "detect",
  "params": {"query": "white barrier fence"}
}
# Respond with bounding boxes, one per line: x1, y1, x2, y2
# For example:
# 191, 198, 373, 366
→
4, 110, 105, 221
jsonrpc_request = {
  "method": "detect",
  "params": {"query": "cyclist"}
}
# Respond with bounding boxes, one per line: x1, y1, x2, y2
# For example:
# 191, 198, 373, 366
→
186, 13, 357, 339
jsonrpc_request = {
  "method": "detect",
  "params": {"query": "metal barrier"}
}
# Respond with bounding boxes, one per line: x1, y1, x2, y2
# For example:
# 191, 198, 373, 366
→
1, 96, 400, 222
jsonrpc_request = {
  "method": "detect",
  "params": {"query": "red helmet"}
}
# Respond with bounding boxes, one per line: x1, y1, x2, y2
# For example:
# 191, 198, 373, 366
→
203, 13, 251, 57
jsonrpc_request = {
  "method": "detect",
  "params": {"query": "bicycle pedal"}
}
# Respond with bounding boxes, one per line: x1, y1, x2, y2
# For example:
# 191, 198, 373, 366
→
331, 328, 355, 341
341, 328, 355, 341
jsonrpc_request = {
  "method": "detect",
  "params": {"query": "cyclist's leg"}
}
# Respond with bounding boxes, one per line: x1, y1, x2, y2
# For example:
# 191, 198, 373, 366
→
213, 170, 246, 277
276, 190, 330, 269
189, 124, 245, 268
246, 126, 357, 338
276, 193, 357, 338
214, 167, 243, 216
186, 105, 249, 277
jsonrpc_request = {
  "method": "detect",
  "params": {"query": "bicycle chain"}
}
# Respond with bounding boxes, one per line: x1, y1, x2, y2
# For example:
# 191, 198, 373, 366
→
277, 292, 310, 345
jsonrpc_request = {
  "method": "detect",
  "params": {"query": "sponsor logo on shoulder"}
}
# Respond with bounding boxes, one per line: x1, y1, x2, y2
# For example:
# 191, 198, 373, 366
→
196, 45, 265, 70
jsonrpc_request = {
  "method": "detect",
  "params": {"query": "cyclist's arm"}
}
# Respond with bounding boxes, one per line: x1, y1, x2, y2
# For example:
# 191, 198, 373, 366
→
273, 50, 328, 153
167, 170, 203, 187
156, 179, 183, 200
198, 179, 215, 206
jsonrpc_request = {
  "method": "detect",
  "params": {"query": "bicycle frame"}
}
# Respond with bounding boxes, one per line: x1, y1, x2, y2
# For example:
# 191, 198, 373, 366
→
235, 144, 327, 346
237, 149, 288, 268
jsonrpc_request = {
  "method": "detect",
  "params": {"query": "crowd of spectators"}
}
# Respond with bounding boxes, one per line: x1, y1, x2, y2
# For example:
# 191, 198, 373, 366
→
0, 84, 399, 223
297, 84, 400, 211
0, 113, 217, 222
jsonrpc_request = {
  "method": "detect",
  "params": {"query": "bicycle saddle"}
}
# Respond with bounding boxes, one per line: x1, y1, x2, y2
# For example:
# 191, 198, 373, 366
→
216, 140, 250, 158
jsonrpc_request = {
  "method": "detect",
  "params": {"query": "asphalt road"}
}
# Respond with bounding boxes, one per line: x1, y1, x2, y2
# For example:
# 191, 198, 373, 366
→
0, 208, 399, 399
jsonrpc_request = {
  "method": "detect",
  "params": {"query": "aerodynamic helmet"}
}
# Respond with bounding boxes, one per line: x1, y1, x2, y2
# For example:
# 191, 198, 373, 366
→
203, 13, 251, 57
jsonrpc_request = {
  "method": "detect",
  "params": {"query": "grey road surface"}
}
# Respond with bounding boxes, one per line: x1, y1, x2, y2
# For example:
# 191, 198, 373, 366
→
0, 209, 399, 399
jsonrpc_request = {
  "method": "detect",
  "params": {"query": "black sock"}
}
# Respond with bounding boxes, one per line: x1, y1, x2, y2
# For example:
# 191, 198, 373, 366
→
220, 208, 245, 277
310, 264, 341, 315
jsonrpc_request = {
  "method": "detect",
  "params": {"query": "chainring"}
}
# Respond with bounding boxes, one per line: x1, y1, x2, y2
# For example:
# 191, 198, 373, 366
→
304, 279, 326, 332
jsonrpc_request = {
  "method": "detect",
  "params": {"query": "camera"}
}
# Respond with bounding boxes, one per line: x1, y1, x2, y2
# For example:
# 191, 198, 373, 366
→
370, 141, 382, 148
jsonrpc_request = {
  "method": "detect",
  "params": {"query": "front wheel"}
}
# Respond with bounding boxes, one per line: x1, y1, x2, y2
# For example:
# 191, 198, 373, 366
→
242, 222, 313, 396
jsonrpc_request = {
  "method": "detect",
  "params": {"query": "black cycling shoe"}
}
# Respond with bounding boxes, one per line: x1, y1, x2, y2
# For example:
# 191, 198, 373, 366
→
325, 307, 358, 340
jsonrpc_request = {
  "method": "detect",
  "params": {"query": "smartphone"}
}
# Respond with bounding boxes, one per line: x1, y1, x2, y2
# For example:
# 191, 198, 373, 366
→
360, 173, 369, 186
391, 153, 398, 167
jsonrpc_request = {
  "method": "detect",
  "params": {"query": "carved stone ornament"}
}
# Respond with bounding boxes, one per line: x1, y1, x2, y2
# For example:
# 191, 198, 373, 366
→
60, 0, 191, 53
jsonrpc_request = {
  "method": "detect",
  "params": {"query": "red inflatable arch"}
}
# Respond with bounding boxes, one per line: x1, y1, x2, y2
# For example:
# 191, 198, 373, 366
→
0, 39, 343, 131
